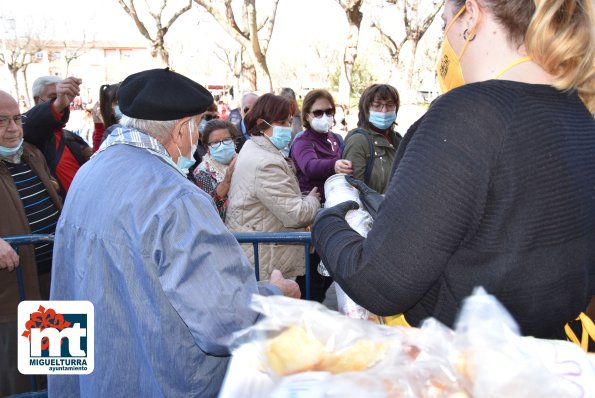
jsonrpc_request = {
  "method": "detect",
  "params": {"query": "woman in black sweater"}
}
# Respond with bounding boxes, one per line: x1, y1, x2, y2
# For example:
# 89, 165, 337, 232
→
312, 0, 595, 340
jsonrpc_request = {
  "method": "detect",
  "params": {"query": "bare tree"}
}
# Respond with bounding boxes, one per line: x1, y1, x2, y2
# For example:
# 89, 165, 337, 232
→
193, 0, 279, 93
373, 0, 444, 86
116, 0, 192, 67
0, 36, 45, 100
335, 0, 364, 107
63, 34, 94, 76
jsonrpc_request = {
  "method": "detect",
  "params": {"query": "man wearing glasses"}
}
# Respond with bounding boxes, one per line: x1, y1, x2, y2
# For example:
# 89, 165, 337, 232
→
0, 90, 62, 396
24, 75, 92, 199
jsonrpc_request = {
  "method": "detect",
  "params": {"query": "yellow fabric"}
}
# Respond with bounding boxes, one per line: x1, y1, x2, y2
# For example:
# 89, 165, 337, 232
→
493, 56, 532, 79
384, 313, 411, 327
437, 6, 470, 93
564, 312, 595, 352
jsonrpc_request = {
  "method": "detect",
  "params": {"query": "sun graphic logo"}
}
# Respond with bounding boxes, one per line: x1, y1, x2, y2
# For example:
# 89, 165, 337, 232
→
18, 301, 94, 375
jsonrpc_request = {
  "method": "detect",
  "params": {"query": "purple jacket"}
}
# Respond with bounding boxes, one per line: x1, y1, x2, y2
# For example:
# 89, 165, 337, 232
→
290, 129, 342, 203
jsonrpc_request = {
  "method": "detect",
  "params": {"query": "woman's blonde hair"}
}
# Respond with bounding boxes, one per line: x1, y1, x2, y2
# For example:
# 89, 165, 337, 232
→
526, 0, 595, 111
455, 0, 595, 111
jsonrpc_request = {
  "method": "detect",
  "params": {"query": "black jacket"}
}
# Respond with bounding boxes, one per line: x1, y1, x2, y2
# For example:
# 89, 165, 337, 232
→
24, 101, 91, 194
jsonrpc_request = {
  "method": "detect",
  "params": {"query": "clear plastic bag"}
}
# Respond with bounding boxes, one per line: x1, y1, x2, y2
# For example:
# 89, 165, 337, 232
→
453, 287, 595, 398
223, 295, 468, 398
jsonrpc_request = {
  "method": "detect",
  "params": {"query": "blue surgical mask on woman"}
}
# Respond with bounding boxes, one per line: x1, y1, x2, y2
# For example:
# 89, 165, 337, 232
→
0, 138, 24, 157
369, 111, 397, 130
264, 121, 292, 150
210, 140, 236, 165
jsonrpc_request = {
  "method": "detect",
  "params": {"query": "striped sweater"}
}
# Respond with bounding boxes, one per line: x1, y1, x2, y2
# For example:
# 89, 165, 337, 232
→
313, 80, 595, 339
5, 160, 60, 274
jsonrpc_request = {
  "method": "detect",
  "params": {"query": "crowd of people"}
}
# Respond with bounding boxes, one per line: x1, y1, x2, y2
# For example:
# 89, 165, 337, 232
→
1, 0, 594, 396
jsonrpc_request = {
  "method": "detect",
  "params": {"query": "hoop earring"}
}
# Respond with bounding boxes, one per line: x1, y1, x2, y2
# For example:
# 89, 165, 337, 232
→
463, 29, 476, 41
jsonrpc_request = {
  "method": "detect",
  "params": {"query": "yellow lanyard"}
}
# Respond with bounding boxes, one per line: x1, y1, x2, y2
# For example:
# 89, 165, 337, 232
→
493, 56, 532, 79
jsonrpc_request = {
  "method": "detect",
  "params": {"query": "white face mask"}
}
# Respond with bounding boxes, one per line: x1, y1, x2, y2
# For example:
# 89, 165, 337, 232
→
310, 114, 334, 133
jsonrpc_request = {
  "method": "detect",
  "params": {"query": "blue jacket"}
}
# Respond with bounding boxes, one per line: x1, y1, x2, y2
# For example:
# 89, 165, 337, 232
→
49, 141, 277, 397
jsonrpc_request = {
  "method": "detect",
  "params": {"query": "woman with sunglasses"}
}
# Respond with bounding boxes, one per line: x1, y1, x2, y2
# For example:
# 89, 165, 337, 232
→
192, 119, 238, 221
290, 89, 352, 301
226, 93, 321, 282
313, 0, 595, 342
343, 84, 401, 194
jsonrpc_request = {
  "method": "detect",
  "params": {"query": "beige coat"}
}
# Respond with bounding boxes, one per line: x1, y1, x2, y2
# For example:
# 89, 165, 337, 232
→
226, 136, 320, 279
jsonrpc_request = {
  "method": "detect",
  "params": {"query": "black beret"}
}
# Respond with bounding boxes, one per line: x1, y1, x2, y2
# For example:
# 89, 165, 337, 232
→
117, 68, 213, 121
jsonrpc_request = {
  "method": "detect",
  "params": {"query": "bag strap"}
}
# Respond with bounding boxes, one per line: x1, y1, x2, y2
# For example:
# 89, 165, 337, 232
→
349, 129, 375, 185
565, 312, 595, 352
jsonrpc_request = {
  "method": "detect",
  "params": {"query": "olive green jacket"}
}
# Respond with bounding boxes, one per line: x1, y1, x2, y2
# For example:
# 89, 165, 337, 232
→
343, 128, 401, 193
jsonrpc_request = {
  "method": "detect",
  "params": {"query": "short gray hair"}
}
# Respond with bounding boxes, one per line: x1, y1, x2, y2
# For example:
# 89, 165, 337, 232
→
120, 115, 180, 143
32, 76, 62, 98
240, 92, 258, 109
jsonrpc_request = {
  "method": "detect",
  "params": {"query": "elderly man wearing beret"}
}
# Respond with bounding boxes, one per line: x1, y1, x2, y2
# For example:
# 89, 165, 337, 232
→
48, 68, 299, 397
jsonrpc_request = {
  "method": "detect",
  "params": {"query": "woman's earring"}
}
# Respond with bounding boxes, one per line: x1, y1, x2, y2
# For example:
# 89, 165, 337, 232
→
463, 28, 476, 41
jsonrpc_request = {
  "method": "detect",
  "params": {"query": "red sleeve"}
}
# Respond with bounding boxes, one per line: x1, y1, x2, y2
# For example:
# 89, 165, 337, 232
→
92, 122, 105, 152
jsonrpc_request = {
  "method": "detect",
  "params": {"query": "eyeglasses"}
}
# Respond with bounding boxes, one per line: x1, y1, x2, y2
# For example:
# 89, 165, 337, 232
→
0, 114, 26, 128
208, 138, 234, 149
38, 95, 57, 104
311, 108, 335, 118
203, 114, 219, 122
370, 102, 397, 112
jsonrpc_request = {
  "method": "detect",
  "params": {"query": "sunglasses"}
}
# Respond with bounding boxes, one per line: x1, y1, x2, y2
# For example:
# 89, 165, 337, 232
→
311, 108, 334, 118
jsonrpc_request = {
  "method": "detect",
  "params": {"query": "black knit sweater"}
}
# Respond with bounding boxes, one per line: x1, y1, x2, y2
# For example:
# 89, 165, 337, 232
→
312, 80, 595, 339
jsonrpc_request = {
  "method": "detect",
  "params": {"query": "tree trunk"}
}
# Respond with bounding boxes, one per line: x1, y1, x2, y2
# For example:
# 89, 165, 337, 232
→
252, 53, 272, 93
10, 69, 19, 100
405, 40, 419, 92
242, 62, 257, 91
23, 65, 31, 108
338, 3, 363, 108
152, 41, 169, 67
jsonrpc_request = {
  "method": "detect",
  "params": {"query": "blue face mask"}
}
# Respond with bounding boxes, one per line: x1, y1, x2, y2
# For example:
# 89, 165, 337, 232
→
369, 111, 397, 130
176, 125, 196, 171
114, 105, 123, 121
0, 138, 24, 157
199, 119, 208, 133
210, 140, 236, 165
265, 122, 292, 150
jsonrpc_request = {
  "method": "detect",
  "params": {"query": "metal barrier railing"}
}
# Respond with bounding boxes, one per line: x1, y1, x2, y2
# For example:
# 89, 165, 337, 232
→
3, 231, 311, 396
3, 234, 53, 395
3, 231, 313, 300
3, 234, 55, 302
234, 232, 312, 299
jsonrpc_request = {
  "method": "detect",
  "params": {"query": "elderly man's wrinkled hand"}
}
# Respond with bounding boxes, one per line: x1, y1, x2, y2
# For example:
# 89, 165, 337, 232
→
270, 269, 301, 298
0, 238, 19, 272
54, 76, 82, 112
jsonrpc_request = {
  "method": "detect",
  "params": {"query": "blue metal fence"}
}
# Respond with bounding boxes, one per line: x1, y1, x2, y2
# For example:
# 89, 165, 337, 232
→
4, 231, 313, 301
3, 232, 311, 397
234, 232, 312, 299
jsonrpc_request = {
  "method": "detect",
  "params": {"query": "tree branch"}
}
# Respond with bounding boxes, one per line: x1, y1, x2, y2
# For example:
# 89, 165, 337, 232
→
117, 0, 153, 41
165, 0, 192, 30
